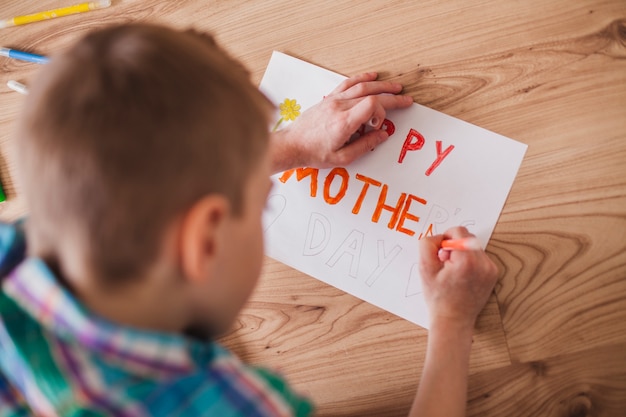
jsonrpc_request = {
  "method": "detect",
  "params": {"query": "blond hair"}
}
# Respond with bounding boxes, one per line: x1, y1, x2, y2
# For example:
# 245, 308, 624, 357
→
17, 24, 271, 283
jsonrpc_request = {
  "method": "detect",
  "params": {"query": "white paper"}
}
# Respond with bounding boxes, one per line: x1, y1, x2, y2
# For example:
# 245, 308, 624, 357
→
260, 52, 527, 328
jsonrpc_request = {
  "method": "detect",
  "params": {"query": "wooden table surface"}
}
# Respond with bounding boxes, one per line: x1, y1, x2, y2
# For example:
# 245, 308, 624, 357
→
1, 1, 625, 416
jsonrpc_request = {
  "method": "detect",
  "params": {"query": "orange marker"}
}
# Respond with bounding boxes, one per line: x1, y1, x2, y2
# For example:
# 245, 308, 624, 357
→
440, 237, 482, 251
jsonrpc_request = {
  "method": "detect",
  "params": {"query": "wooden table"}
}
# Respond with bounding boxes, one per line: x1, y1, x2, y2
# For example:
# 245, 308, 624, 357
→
1, 1, 625, 415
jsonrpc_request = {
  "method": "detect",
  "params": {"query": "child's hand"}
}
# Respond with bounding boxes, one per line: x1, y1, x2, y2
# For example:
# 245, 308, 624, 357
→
418, 226, 499, 331
270, 72, 413, 173
411, 226, 498, 417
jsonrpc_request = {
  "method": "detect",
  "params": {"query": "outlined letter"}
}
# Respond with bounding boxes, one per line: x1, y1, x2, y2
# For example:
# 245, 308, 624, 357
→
303, 212, 331, 256
365, 241, 402, 286
263, 194, 287, 232
326, 229, 364, 278
419, 204, 449, 237
405, 263, 423, 297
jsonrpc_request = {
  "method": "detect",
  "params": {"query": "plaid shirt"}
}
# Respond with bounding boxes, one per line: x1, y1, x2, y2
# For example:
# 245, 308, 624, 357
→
0, 221, 313, 417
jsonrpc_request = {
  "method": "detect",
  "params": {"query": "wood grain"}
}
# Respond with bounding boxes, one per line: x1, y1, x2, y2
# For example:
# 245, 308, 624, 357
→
467, 342, 626, 417
220, 258, 510, 416
0, 0, 625, 415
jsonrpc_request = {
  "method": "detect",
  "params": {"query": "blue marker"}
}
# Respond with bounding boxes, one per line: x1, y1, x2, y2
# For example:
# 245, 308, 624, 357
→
0, 47, 49, 64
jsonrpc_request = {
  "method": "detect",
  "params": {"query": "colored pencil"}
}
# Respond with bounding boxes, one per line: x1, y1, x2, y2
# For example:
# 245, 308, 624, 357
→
0, 1, 112, 28
7, 80, 29, 95
440, 237, 482, 251
0, 48, 49, 64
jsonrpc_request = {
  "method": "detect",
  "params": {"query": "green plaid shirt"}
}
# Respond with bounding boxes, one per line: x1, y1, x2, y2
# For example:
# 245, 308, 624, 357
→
0, 221, 313, 416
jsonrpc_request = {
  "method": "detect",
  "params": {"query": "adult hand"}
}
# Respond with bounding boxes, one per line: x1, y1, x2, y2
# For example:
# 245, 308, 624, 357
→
418, 226, 499, 330
270, 72, 413, 173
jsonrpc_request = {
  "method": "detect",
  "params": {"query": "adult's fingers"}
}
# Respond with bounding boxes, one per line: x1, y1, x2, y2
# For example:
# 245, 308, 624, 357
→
334, 130, 389, 165
376, 93, 414, 110
341, 94, 412, 133
329, 72, 379, 95
367, 103, 387, 129
338, 80, 404, 100
343, 96, 385, 134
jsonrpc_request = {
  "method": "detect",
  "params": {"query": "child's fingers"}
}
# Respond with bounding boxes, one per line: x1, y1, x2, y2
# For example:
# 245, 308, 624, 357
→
443, 226, 475, 240
419, 234, 445, 279
442, 227, 482, 265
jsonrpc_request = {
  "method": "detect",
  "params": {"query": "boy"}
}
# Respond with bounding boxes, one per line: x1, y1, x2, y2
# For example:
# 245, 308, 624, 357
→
0, 24, 498, 416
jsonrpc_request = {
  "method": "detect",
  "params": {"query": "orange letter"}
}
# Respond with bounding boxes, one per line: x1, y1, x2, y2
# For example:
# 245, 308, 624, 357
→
425, 141, 454, 176
323, 167, 349, 204
352, 173, 382, 214
418, 223, 435, 240
279, 167, 319, 197
398, 128, 425, 163
372, 184, 407, 230
278, 169, 295, 183
396, 194, 427, 236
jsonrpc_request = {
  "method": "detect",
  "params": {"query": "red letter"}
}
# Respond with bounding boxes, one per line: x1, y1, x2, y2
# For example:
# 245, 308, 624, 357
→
425, 141, 454, 176
372, 184, 407, 230
398, 129, 425, 163
381, 119, 395, 136
279, 167, 320, 197
323, 167, 349, 204
352, 173, 382, 214
396, 194, 427, 236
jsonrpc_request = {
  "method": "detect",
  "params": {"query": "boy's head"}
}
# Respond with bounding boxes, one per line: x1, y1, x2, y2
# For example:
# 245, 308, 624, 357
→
16, 24, 273, 335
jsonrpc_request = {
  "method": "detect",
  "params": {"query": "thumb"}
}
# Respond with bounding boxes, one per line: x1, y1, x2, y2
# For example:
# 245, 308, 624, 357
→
336, 130, 389, 165
418, 234, 445, 279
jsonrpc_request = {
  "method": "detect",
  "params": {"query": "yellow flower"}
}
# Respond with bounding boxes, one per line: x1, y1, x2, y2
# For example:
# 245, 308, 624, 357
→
279, 98, 301, 121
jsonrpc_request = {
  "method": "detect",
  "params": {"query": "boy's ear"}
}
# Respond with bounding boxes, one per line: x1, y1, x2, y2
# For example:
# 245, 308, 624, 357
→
178, 195, 230, 283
